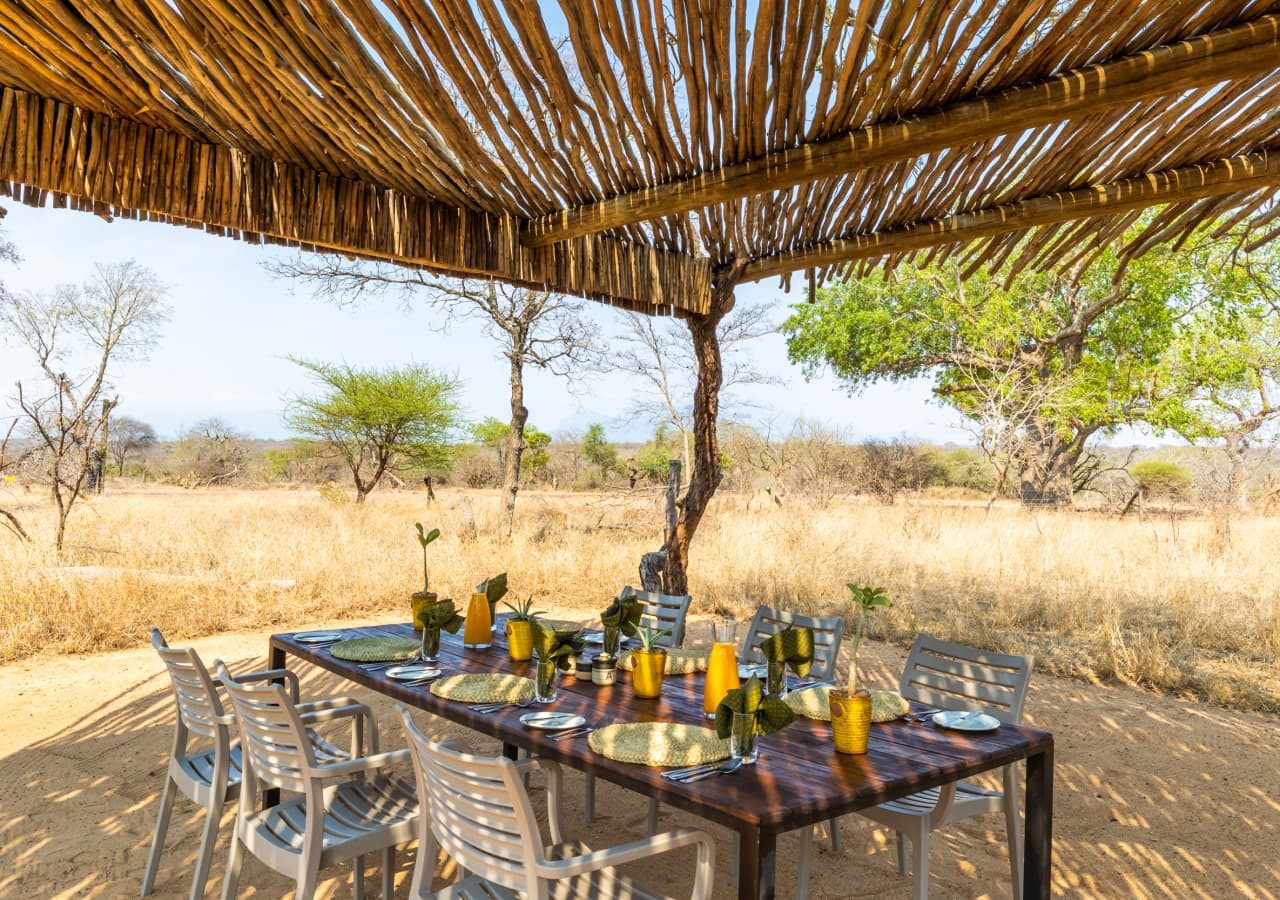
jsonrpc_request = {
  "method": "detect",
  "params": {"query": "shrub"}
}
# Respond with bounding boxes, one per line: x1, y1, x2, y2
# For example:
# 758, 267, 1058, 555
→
1130, 459, 1193, 500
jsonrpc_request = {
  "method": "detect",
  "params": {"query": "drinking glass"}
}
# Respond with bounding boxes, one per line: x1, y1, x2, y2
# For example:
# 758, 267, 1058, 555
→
766, 659, 788, 697
419, 624, 442, 663
730, 711, 759, 764
534, 656, 559, 703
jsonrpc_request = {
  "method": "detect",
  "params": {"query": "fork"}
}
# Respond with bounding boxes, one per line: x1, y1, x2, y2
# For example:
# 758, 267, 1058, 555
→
905, 708, 946, 723
473, 699, 534, 714
549, 727, 594, 742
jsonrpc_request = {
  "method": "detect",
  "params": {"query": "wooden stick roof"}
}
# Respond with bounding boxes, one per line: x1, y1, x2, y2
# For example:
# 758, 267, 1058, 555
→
1, 2, 1279, 314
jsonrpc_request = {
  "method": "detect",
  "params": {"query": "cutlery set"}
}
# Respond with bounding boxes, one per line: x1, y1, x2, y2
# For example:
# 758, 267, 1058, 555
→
470, 699, 535, 714
662, 758, 745, 783
547, 727, 594, 741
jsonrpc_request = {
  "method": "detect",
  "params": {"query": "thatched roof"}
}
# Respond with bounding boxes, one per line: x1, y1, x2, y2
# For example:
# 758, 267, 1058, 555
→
1, 2, 1279, 315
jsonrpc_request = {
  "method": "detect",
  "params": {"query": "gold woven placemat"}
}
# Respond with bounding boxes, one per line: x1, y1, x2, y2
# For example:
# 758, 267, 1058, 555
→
785, 687, 910, 723
430, 674, 535, 704
588, 722, 730, 767
616, 649, 709, 674
329, 637, 421, 662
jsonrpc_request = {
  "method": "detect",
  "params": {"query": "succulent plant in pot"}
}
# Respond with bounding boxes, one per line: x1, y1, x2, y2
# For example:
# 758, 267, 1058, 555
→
830, 584, 893, 755
502, 595, 545, 661
410, 523, 441, 631
630, 624, 669, 698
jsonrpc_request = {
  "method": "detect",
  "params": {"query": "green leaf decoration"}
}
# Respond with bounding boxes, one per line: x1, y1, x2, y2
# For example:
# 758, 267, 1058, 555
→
416, 598, 465, 633
533, 622, 582, 671
846, 584, 892, 611
600, 597, 645, 636
478, 572, 509, 607
714, 675, 796, 738
415, 523, 441, 548
755, 626, 815, 677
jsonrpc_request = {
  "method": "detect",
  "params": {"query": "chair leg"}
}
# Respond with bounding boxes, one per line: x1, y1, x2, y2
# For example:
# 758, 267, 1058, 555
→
909, 831, 930, 900
189, 793, 223, 900
353, 856, 365, 900
645, 797, 659, 836
896, 831, 909, 875
796, 826, 814, 900
585, 773, 596, 824
219, 835, 244, 900
1004, 768, 1024, 900
141, 775, 177, 897
381, 847, 395, 900
295, 861, 321, 900
828, 815, 843, 853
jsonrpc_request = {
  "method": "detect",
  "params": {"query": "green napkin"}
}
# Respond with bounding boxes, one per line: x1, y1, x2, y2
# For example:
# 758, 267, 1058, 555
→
714, 675, 797, 738
756, 626, 815, 677
600, 597, 645, 635
533, 622, 583, 671
477, 573, 508, 618
415, 598, 465, 633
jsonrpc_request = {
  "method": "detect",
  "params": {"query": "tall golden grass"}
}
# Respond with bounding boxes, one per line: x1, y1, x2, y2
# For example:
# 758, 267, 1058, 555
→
1, 484, 1277, 711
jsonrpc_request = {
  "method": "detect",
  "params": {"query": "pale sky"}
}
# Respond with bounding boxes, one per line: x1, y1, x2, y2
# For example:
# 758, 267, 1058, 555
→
0, 200, 971, 443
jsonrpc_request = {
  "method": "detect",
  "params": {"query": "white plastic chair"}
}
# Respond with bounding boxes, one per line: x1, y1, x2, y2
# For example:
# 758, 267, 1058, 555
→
217, 661, 419, 900
797, 634, 1034, 900
398, 706, 715, 899
739, 604, 845, 681
142, 628, 351, 900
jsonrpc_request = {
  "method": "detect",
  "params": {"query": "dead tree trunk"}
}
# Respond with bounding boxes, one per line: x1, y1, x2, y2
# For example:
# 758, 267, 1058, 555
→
640, 459, 681, 592
502, 356, 528, 538
661, 262, 746, 595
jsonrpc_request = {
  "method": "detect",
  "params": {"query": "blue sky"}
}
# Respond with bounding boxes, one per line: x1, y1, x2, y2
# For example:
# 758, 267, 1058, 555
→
0, 201, 971, 443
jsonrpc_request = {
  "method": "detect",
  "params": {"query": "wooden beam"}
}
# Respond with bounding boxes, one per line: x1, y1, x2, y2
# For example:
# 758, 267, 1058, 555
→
522, 14, 1280, 247
0, 84, 711, 316
741, 148, 1280, 282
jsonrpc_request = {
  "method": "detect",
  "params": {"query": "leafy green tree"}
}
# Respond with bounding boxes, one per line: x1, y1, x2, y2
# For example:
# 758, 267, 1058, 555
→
1129, 460, 1193, 501
784, 241, 1209, 506
521, 427, 551, 478
285, 360, 461, 502
471, 416, 512, 470
582, 423, 617, 476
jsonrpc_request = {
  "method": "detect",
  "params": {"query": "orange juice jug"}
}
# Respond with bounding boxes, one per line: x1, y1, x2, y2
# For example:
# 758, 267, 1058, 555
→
463, 592, 493, 649
703, 626, 741, 718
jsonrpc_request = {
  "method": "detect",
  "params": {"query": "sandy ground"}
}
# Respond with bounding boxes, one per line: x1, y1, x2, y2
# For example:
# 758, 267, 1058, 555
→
1, 617, 1278, 899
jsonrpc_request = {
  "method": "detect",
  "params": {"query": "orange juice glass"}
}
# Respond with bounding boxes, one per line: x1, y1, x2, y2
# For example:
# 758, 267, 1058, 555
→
703, 621, 740, 719
463, 592, 493, 649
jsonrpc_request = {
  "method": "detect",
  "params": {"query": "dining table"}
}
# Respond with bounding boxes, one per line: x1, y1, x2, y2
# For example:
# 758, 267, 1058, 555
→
269, 617, 1054, 900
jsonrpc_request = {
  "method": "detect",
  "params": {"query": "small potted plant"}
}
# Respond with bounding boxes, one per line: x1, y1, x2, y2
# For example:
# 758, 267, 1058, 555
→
714, 675, 796, 764
410, 523, 441, 631
630, 624, 670, 698
600, 594, 644, 657
477, 572, 509, 632
531, 622, 580, 703
502, 595, 544, 661
830, 584, 892, 755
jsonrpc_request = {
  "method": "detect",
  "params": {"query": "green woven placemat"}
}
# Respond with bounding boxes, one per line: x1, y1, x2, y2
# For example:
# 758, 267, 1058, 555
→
588, 722, 730, 767
430, 674, 535, 704
616, 648, 709, 675
785, 687, 910, 723
329, 636, 421, 662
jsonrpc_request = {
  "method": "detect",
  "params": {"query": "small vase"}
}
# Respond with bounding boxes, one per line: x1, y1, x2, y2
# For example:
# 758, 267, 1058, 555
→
419, 624, 442, 663
506, 619, 533, 661
730, 710, 760, 764
410, 591, 438, 632
632, 648, 667, 698
534, 657, 559, 703
766, 659, 788, 698
830, 689, 873, 755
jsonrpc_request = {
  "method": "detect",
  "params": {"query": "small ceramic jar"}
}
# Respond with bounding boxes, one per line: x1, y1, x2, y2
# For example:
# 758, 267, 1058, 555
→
591, 654, 617, 687
575, 651, 595, 680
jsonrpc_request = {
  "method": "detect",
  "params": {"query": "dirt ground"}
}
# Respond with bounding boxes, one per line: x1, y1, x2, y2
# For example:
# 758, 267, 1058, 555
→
1, 617, 1277, 899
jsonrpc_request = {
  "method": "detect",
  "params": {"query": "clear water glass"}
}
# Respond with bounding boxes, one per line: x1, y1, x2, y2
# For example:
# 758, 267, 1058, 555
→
534, 657, 559, 703
419, 624, 441, 663
730, 710, 759, 764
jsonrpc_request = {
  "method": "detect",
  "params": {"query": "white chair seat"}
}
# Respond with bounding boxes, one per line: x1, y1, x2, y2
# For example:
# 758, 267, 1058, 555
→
875, 781, 1003, 819
172, 728, 348, 807
439, 841, 672, 900
241, 773, 419, 869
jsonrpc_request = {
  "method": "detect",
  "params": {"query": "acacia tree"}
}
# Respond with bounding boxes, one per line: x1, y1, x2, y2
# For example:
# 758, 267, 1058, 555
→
783, 244, 1207, 506
107, 414, 156, 476
270, 259, 597, 535
1, 261, 169, 549
285, 359, 462, 502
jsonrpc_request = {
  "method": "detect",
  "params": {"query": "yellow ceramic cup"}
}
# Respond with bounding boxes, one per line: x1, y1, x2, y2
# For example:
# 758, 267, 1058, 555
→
632, 649, 667, 698
506, 619, 534, 661
830, 689, 873, 754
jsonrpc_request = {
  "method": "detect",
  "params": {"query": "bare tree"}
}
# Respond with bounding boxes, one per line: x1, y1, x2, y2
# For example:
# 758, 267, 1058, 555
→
1, 261, 169, 549
107, 414, 157, 476
268, 258, 598, 536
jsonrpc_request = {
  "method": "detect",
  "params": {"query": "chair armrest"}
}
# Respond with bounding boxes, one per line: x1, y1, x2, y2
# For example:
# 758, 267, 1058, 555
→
537, 827, 714, 879
298, 700, 379, 754
311, 748, 411, 780
225, 668, 301, 701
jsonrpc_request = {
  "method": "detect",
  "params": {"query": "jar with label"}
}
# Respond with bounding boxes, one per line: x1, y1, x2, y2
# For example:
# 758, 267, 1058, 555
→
575, 651, 595, 680
591, 654, 617, 687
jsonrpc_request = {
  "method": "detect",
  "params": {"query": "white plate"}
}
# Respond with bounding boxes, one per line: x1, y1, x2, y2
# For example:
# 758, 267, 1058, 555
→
385, 665, 442, 682
931, 710, 1001, 732
295, 631, 343, 644
738, 663, 767, 679
519, 712, 588, 730
581, 631, 604, 644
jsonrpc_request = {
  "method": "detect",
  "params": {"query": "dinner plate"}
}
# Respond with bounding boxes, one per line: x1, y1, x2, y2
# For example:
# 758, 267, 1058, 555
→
520, 711, 588, 730
295, 631, 343, 644
738, 663, 768, 679
385, 665, 442, 682
581, 631, 604, 644
931, 710, 1001, 732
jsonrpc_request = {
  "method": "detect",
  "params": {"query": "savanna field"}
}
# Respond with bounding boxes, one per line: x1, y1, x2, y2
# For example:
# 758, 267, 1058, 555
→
3, 482, 1277, 713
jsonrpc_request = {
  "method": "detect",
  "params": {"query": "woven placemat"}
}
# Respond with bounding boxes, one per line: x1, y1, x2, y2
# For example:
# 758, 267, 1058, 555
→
616, 648, 709, 674
430, 674, 535, 704
329, 636, 421, 662
588, 722, 730, 767
785, 687, 910, 723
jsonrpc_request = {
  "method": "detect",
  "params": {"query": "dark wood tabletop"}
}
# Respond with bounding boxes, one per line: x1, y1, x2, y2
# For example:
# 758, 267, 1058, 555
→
270, 618, 1053, 900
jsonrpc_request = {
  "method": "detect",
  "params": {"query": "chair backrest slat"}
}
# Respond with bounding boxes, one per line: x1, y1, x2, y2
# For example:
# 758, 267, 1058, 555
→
216, 662, 315, 793
899, 635, 1033, 724
620, 585, 691, 648
400, 709, 544, 894
739, 605, 845, 681
151, 628, 225, 740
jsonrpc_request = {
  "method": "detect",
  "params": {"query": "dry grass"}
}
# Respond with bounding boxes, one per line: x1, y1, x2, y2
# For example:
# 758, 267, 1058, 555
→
2, 484, 1278, 711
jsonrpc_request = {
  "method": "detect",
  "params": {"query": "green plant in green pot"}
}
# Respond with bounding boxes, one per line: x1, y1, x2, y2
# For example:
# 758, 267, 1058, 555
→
830, 584, 893, 755
414, 596, 464, 663
600, 595, 644, 657
410, 523, 442, 631
531, 622, 581, 703
714, 675, 796, 764
755, 625, 814, 698
477, 572, 509, 633
502, 595, 545, 661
